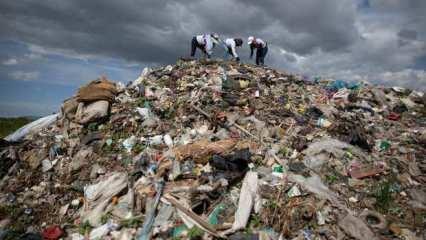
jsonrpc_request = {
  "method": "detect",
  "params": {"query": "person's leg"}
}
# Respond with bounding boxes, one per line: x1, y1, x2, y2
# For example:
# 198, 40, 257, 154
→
191, 37, 197, 57
199, 45, 207, 58
256, 48, 261, 65
259, 48, 264, 65
260, 46, 268, 65
227, 47, 233, 58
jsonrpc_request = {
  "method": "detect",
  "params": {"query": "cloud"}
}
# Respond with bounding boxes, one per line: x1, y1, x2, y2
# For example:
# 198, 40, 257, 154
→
374, 69, 426, 90
0, 0, 425, 92
398, 29, 418, 40
0, 0, 360, 61
2, 58, 18, 65
9, 71, 39, 81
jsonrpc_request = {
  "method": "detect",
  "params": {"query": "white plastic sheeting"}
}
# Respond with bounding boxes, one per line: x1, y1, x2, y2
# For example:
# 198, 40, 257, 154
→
225, 171, 258, 234
5, 113, 59, 142
82, 172, 128, 226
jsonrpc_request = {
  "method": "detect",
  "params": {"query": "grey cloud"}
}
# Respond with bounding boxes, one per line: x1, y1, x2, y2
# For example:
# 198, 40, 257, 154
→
0, 0, 425, 90
284, 53, 297, 63
0, 0, 361, 64
2, 58, 18, 65
0, 0, 191, 64
398, 29, 418, 40
236, 0, 359, 54
9, 71, 39, 81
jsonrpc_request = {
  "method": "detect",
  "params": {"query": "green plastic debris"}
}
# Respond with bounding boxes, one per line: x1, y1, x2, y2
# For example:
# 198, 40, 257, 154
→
172, 225, 187, 238
379, 140, 391, 151
207, 203, 225, 225
143, 100, 151, 108
172, 203, 225, 238
345, 151, 353, 159
273, 165, 283, 173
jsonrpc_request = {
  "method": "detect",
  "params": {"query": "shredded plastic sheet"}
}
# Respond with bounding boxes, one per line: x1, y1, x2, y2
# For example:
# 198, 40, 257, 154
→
5, 113, 59, 142
82, 172, 128, 226
288, 172, 349, 212
138, 181, 164, 240
225, 171, 258, 234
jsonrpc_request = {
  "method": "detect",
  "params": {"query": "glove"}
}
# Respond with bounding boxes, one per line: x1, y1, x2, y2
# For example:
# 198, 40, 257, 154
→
236, 57, 240, 62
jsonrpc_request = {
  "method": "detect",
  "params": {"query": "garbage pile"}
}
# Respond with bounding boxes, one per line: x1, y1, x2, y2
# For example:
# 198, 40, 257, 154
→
1, 59, 425, 240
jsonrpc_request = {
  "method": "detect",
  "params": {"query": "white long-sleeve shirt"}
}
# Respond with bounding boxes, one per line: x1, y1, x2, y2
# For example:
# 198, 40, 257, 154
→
196, 34, 214, 56
225, 38, 238, 58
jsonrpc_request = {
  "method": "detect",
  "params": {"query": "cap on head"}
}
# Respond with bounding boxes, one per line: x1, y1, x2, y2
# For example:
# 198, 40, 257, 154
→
248, 36, 254, 45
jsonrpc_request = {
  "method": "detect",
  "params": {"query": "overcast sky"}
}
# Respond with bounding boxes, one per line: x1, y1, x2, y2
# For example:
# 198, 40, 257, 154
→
0, 0, 425, 117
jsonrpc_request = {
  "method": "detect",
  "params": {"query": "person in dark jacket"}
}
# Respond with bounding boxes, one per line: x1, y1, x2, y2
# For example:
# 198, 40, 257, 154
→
248, 36, 268, 65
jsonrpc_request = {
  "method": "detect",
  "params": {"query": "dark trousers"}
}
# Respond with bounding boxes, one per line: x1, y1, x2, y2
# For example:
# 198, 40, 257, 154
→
256, 46, 268, 65
227, 47, 233, 56
191, 37, 206, 57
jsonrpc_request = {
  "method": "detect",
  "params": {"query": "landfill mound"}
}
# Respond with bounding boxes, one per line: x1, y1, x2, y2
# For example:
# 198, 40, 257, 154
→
1, 59, 425, 240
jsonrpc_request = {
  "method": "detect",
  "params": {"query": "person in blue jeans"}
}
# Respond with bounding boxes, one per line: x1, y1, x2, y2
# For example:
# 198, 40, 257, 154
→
248, 36, 268, 65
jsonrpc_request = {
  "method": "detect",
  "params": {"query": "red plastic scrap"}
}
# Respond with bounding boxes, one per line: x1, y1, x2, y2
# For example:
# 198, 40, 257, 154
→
42, 225, 64, 240
388, 112, 400, 121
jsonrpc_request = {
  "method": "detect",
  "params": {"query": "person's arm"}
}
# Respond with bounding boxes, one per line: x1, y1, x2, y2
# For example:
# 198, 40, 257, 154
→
250, 45, 254, 58
231, 42, 238, 58
205, 36, 213, 58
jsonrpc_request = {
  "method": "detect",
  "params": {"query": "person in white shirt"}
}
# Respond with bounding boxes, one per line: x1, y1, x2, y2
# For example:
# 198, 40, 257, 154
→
224, 38, 243, 62
190, 33, 220, 59
248, 36, 268, 65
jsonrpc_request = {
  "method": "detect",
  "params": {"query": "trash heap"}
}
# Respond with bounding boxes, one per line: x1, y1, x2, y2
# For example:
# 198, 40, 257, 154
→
0, 59, 425, 240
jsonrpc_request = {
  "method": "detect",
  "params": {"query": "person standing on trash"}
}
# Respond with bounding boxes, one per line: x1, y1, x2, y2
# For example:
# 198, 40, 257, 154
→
190, 33, 220, 59
248, 36, 268, 65
224, 38, 243, 62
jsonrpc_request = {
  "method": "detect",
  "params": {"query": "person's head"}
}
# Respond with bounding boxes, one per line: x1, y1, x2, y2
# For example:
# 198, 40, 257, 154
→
247, 36, 255, 46
211, 33, 220, 44
235, 38, 243, 47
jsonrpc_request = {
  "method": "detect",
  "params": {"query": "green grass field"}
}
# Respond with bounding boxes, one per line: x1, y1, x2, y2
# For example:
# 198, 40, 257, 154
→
0, 117, 34, 139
